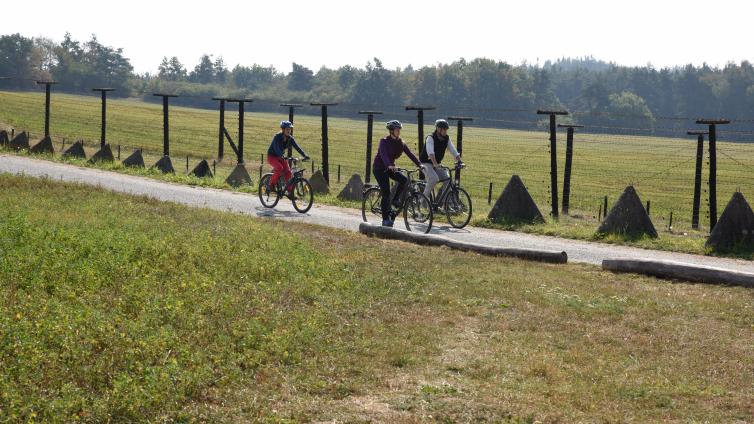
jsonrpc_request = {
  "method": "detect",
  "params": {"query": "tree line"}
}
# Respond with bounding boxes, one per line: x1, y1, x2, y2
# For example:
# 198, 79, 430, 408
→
2, 33, 754, 130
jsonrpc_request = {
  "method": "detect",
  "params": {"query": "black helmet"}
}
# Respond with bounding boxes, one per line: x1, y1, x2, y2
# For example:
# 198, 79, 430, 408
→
280, 120, 294, 129
386, 120, 402, 130
435, 119, 449, 129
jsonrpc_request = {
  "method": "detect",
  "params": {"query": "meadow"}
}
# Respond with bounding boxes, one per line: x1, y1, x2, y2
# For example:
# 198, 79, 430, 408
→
1, 173, 753, 422
2, 90, 754, 255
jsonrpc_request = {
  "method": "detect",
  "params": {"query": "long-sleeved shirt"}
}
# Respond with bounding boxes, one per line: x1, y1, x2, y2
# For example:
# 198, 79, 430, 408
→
267, 133, 306, 157
373, 136, 421, 171
424, 135, 459, 159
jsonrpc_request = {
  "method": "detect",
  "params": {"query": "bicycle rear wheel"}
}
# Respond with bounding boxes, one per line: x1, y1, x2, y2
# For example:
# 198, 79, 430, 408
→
258, 173, 280, 208
361, 187, 383, 224
445, 186, 472, 229
404, 192, 433, 233
291, 178, 313, 213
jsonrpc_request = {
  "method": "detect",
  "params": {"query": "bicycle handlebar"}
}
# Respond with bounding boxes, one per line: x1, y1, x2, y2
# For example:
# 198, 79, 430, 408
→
438, 162, 466, 171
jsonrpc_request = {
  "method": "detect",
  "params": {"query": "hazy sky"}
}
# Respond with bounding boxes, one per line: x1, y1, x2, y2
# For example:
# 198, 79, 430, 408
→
3, 0, 752, 74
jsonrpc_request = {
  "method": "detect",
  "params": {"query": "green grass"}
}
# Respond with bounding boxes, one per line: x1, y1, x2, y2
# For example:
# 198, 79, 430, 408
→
2, 90, 754, 256
1, 174, 753, 422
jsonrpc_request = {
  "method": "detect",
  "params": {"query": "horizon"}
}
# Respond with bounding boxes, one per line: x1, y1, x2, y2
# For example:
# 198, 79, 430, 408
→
2, 0, 753, 75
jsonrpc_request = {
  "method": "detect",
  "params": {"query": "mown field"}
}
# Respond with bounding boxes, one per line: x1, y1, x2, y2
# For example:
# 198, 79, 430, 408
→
2, 90, 754, 253
1, 173, 753, 422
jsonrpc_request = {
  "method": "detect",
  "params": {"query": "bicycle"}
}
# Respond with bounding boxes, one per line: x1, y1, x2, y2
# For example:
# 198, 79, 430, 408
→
361, 167, 434, 233
258, 157, 314, 213
413, 162, 473, 229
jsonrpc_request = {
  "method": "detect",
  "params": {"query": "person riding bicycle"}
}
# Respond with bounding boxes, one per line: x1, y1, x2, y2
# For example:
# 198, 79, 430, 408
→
419, 119, 462, 203
373, 120, 424, 227
267, 120, 309, 197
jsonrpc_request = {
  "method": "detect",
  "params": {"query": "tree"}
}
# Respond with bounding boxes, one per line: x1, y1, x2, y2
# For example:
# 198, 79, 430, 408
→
51, 33, 133, 92
288, 62, 313, 91
214, 56, 228, 84
231, 64, 279, 90
190, 54, 215, 84
605, 91, 656, 129
158, 56, 186, 81
0, 34, 36, 87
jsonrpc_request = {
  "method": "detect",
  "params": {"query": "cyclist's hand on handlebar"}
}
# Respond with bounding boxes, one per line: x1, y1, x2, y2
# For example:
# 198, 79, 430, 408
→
388, 165, 398, 172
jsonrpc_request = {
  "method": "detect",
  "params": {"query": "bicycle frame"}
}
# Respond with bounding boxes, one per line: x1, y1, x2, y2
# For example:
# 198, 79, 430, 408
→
425, 165, 462, 207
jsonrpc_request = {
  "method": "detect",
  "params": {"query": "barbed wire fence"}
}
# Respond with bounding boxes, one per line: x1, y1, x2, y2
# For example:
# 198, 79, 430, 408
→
1, 78, 753, 233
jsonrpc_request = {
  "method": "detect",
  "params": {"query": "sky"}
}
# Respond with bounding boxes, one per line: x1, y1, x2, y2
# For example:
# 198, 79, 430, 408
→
3, 0, 753, 74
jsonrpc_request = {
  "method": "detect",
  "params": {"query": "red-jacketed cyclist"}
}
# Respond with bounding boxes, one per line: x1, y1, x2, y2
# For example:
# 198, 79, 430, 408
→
266, 120, 309, 197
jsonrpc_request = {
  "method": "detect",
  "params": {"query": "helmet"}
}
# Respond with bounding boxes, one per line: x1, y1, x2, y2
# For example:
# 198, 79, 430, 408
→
280, 120, 294, 129
386, 120, 402, 130
435, 119, 449, 129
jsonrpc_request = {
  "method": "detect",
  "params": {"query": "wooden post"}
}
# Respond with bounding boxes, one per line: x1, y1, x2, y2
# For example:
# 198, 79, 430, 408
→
537, 110, 569, 219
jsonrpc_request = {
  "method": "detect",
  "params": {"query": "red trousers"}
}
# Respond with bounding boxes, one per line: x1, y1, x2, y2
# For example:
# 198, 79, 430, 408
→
268, 155, 292, 191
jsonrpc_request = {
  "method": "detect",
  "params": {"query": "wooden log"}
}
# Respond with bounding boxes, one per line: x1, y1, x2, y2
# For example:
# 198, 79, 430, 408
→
359, 223, 567, 264
602, 258, 754, 288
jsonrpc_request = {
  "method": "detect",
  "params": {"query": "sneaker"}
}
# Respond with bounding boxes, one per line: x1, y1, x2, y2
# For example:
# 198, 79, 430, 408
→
382, 219, 394, 227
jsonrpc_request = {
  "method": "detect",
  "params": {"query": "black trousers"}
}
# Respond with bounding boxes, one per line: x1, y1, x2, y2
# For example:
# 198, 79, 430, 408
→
373, 167, 408, 221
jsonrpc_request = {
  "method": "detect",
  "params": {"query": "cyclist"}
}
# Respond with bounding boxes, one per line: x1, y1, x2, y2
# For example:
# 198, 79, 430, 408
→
419, 119, 462, 203
267, 120, 309, 197
372, 120, 424, 227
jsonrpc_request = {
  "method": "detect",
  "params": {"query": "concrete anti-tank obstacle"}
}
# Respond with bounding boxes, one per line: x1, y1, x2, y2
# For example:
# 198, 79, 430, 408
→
597, 186, 657, 238
706, 192, 754, 252
337, 174, 364, 201
487, 175, 544, 224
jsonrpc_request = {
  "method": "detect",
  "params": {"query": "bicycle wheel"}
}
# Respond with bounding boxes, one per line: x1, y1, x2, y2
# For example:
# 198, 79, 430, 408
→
445, 186, 472, 229
361, 187, 383, 224
291, 178, 313, 213
404, 192, 433, 233
258, 173, 280, 208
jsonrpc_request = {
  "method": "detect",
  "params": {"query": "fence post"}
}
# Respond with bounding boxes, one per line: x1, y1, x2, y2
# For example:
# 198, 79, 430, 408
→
687, 130, 707, 229
537, 110, 568, 219
696, 119, 730, 230
281, 103, 303, 157
337, 164, 341, 183
558, 124, 583, 215
117, 144, 121, 160
405, 105, 436, 152
603, 195, 608, 218
36, 81, 58, 138
646, 200, 651, 215
92, 88, 115, 148
227, 99, 253, 164
212, 97, 226, 160
153, 93, 178, 157
311, 102, 337, 184
359, 111, 383, 184
448, 116, 473, 183
488, 182, 493, 205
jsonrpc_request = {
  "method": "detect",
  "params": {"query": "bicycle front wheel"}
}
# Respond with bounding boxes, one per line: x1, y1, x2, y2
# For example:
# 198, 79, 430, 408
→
291, 178, 313, 213
258, 173, 280, 208
404, 192, 433, 233
361, 187, 383, 224
445, 186, 472, 229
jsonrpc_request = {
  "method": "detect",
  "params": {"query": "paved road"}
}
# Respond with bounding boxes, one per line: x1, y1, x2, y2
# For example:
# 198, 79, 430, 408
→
2, 154, 753, 273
